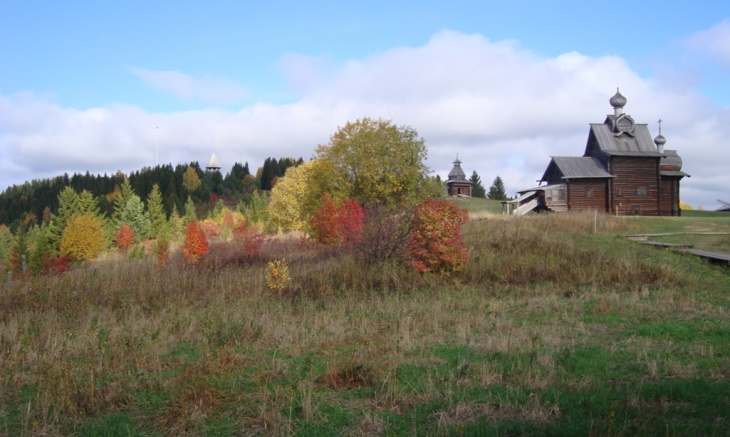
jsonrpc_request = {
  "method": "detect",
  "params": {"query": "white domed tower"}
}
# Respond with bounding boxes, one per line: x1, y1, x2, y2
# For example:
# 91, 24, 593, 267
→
206, 152, 221, 172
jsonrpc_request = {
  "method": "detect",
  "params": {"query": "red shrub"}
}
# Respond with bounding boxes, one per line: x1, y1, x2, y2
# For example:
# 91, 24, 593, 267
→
43, 256, 72, 275
233, 221, 266, 256
309, 193, 340, 245
406, 198, 469, 274
310, 195, 364, 247
115, 223, 136, 253
183, 221, 209, 262
338, 198, 364, 247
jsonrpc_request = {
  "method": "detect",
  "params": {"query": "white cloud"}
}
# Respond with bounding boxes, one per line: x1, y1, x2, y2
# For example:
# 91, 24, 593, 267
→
685, 19, 730, 69
129, 67, 250, 104
1, 30, 728, 210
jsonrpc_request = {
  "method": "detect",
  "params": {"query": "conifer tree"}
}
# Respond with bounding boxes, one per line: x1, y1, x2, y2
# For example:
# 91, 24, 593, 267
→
120, 195, 152, 242
184, 196, 197, 223
48, 186, 81, 254
77, 189, 102, 218
28, 224, 53, 275
9, 224, 29, 273
112, 179, 136, 227
0, 225, 12, 270
469, 171, 487, 198
147, 183, 167, 238
487, 176, 508, 201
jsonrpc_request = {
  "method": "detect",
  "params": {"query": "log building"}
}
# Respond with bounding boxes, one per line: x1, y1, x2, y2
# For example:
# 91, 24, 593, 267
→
510, 90, 689, 216
446, 156, 473, 197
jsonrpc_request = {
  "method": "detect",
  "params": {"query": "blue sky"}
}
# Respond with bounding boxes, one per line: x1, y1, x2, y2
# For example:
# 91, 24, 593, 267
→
1, 1, 729, 209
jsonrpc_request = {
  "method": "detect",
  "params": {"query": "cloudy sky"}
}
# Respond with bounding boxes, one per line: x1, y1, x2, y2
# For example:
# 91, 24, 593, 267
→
1, 1, 729, 209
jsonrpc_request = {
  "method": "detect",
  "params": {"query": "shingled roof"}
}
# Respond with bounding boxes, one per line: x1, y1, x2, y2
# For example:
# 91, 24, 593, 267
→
586, 122, 664, 157
541, 156, 614, 182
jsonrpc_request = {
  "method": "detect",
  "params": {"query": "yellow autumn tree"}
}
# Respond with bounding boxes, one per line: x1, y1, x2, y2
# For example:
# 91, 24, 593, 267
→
315, 117, 439, 207
182, 166, 202, 194
268, 159, 336, 232
60, 215, 108, 261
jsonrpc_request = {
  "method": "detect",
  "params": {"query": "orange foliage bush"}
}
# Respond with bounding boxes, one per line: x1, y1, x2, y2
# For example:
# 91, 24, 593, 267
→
115, 223, 136, 253
156, 240, 170, 268
309, 193, 340, 245
182, 221, 209, 262
405, 198, 469, 273
309, 194, 364, 246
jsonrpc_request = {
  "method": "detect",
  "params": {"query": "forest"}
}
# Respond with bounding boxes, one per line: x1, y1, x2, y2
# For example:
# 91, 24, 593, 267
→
0, 156, 303, 230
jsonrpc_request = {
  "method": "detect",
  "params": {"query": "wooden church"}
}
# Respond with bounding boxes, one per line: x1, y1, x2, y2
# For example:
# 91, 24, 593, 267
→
446, 155, 472, 196
510, 90, 689, 216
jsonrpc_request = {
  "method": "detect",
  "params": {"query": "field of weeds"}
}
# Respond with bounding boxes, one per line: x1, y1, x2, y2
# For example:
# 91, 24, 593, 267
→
1, 210, 729, 436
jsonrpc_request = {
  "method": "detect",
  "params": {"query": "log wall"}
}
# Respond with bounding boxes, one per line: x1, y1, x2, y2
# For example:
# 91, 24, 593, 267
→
609, 156, 660, 215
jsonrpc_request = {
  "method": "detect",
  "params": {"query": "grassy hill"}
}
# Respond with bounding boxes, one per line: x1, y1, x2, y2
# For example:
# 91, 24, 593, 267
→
1, 211, 729, 435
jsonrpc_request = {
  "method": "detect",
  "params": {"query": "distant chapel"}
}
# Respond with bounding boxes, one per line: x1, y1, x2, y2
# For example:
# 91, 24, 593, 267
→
446, 156, 472, 197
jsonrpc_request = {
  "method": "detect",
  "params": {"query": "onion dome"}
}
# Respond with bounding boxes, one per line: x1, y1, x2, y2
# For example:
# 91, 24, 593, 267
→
609, 88, 627, 109
654, 134, 666, 147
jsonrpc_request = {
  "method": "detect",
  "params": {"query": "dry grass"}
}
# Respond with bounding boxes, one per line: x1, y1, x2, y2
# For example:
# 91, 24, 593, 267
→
1, 212, 728, 435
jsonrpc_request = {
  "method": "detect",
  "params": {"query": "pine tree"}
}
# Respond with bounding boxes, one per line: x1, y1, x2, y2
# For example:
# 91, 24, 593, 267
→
184, 196, 197, 223
9, 224, 30, 273
487, 176, 508, 201
147, 183, 167, 238
28, 224, 53, 275
469, 171, 487, 198
120, 195, 152, 242
112, 179, 136, 228
77, 190, 101, 217
0, 225, 12, 270
48, 186, 81, 254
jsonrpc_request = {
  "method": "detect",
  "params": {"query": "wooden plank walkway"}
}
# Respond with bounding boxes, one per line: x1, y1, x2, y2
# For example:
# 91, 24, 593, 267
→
625, 232, 730, 238
625, 233, 730, 266
682, 249, 730, 265
640, 241, 693, 248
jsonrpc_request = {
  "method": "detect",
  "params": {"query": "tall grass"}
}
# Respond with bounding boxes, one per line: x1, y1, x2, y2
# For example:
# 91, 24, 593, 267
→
1, 212, 728, 435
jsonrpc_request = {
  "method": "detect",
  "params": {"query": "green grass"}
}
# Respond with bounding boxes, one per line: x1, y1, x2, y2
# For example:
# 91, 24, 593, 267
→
1, 211, 729, 435
448, 196, 505, 216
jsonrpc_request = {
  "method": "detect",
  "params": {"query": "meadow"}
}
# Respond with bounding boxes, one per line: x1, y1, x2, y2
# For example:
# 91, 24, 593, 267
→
1, 200, 729, 436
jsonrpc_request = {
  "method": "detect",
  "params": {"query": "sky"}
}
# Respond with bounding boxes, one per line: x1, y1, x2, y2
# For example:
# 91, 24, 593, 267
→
1, 0, 729, 210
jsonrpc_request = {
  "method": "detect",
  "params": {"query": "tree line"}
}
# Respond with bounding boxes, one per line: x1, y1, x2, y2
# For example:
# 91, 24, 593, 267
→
468, 172, 508, 200
0, 157, 303, 230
